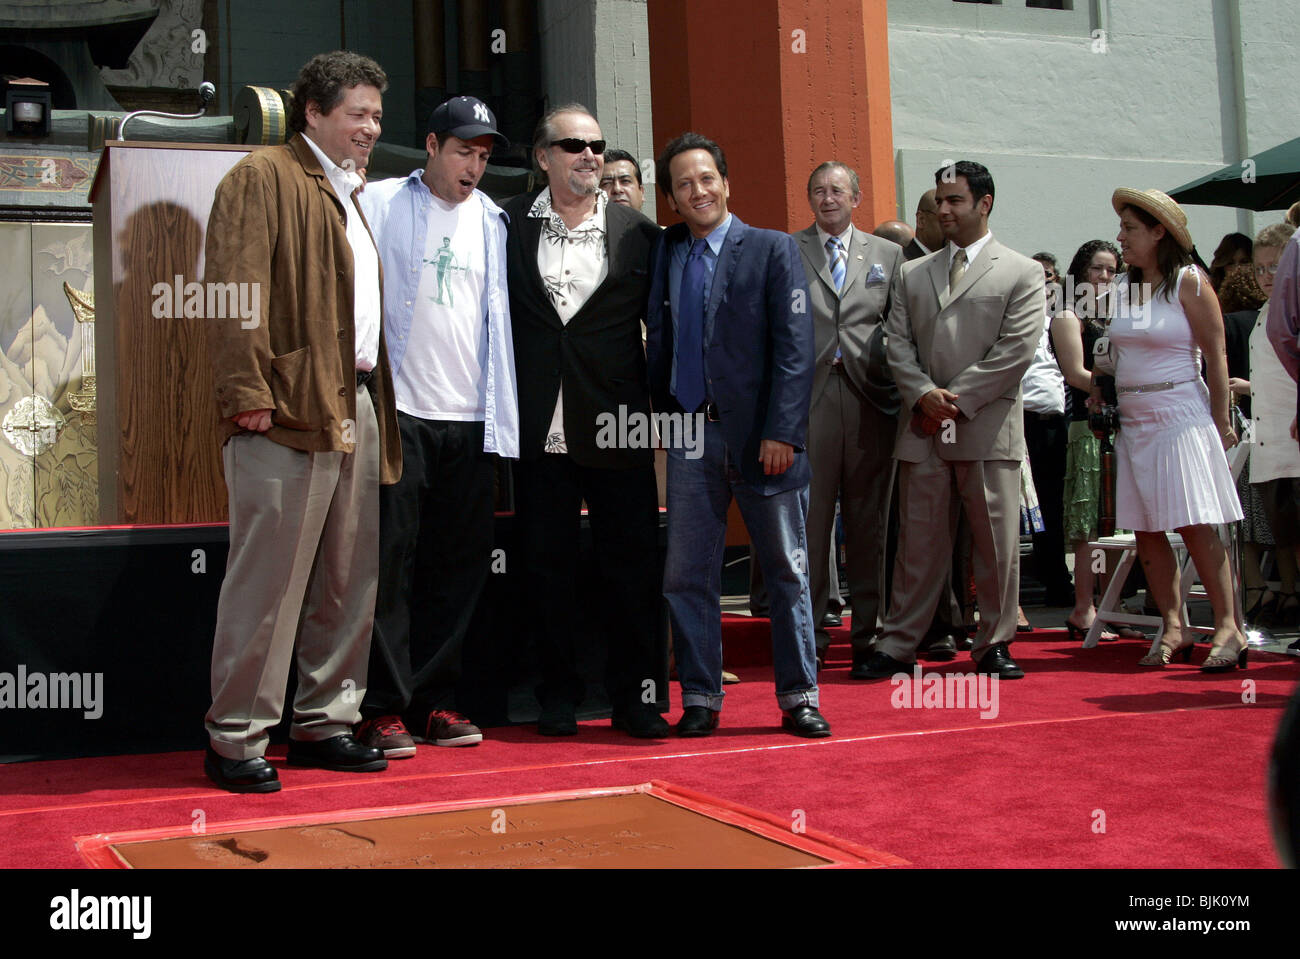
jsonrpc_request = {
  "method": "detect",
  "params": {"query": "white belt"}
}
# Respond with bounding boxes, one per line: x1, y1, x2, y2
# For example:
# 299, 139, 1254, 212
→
1116, 378, 1197, 395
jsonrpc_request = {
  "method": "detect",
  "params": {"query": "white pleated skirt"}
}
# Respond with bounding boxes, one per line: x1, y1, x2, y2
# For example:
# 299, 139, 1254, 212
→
1114, 380, 1242, 532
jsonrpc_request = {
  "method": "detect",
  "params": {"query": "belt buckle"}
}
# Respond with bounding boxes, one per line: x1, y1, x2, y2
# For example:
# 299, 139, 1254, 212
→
704, 402, 720, 423
1119, 380, 1174, 395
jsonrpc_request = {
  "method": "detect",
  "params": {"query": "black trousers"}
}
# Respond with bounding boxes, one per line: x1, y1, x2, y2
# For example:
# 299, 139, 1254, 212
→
363, 414, 495, 725
1024, 410, 1072, 598
514, 453, 663, 711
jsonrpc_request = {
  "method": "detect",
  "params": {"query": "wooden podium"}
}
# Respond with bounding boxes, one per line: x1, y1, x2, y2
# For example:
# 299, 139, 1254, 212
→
90, 141, 256, 524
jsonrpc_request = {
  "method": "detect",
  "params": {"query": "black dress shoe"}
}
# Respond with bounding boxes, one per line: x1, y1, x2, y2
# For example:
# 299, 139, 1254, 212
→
286, 734, 387, 772
204, 746, 281, 793
612, 705, 670, 738
820, 611, 842, 629
676, 705, 720, 737
538, 701, 578, 736
781, 705, 831, 738
918, 631, 958, 661
851, 650, 915, 680
974, 642, 1025, 679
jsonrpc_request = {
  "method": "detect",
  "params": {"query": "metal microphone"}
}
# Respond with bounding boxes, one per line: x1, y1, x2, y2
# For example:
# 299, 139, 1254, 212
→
117, 83, 217, 140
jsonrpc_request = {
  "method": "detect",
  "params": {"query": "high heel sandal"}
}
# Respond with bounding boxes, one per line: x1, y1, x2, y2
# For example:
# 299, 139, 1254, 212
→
1200, 634, 1249, 673
1137, 634, 1195, 667
1065, 619, 1118, 642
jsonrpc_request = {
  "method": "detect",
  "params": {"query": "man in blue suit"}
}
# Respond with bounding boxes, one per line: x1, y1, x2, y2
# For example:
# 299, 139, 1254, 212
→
645, 132, 828, 738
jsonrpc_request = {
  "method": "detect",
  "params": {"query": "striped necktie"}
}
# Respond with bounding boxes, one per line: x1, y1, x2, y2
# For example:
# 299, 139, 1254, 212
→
826, 236, 847, 292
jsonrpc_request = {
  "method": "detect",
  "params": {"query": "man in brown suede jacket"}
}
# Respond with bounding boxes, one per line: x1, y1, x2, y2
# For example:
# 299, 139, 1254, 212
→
201, 51, 401, 793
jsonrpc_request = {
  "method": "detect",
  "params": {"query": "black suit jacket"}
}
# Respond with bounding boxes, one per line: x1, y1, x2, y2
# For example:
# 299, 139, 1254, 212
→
903, 238, 928, 262
504, 192, 661, 467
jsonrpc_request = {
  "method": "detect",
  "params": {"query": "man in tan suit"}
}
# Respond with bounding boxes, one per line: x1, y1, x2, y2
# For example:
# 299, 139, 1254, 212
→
794, 162, 904, 670
858, 161, 1043, 679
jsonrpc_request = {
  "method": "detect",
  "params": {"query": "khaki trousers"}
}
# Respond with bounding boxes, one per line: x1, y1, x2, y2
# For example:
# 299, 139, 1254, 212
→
206, 387, 380, 759
806, 370, 896, 650
876, 446, 1021, 662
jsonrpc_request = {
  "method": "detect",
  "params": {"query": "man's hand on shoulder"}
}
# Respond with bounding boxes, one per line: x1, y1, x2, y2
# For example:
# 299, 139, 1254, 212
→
759, 439, 794, 476
234, 409, 273, 432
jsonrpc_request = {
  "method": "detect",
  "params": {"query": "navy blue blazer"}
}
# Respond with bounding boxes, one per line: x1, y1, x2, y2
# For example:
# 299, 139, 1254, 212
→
645, 215, 814, 495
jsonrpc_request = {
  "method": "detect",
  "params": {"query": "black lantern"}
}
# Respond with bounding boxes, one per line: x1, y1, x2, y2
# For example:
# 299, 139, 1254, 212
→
5, 78, 53, 137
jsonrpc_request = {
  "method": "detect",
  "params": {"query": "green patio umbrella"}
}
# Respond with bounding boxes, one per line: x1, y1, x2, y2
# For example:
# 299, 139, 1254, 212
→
1168, 136, 1300, 211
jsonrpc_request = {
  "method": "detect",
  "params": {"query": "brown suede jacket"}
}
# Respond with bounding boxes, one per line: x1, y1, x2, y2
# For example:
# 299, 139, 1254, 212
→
204, 133, 401, 484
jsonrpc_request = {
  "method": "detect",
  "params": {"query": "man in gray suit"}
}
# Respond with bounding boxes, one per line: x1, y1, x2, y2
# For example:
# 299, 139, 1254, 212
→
859, 160, 1043, 679
794, 162, 904, 670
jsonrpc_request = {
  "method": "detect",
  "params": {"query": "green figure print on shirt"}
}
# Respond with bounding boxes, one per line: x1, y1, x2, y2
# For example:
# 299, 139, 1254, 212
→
424, 236, 467, 307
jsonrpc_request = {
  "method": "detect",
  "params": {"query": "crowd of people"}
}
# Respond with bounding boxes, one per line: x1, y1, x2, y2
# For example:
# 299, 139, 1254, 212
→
196, 50, 1299, 795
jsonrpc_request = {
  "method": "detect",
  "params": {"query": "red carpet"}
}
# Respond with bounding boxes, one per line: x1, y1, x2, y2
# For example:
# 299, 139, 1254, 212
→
2, 624, 1296, 869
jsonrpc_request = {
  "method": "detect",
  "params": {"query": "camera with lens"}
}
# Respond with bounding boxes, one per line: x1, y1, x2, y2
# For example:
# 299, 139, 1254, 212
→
1088, 374, 1120, 435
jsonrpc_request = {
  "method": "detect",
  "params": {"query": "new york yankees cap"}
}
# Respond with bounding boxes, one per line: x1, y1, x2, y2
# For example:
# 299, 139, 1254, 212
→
429, 96, 508, 147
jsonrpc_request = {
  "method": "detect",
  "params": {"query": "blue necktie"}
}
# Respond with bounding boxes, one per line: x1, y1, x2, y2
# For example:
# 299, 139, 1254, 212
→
827, 236, 846, 292
676, 238, 709, 412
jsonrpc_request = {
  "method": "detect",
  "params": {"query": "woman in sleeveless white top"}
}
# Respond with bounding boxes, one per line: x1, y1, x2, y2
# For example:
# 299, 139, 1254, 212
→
1106, 189, 1248, 672
1108, 267, 1242, 531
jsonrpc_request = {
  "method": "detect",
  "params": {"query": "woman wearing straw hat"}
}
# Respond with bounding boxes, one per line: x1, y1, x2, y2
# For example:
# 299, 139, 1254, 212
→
1103, 188, 1246, 671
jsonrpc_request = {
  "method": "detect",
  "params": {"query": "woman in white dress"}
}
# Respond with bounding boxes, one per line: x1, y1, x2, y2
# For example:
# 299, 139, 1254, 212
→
1104, 188, 1246, 671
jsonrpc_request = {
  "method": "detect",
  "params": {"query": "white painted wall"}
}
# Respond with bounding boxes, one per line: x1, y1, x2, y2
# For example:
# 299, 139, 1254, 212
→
887, 0, 1300, 264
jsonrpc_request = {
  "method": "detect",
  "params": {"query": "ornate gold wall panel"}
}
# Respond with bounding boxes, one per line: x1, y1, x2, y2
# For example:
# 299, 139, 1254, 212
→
0, 222, 98, 528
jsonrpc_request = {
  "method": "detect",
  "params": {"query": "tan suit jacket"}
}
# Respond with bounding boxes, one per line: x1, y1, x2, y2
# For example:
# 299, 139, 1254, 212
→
796, 226, 904, 417
886, 236, 1044, 462
876, 234, 1044, 661
794, 225, 904, 644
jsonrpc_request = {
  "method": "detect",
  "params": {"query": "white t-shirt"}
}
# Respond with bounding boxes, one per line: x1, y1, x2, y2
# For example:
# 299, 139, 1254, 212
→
394, 191, 488, 420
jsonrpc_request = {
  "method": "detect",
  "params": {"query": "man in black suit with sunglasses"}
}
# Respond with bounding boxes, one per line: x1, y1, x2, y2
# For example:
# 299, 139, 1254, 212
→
504, 104, 667, 739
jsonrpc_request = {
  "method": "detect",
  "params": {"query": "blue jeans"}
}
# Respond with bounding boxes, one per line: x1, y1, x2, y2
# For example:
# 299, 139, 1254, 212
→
664, 422, 819, 711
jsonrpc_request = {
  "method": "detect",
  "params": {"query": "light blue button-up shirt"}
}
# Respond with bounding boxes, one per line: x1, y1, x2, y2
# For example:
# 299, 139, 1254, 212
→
668, 213, 732, 399
360, 170, 519, 458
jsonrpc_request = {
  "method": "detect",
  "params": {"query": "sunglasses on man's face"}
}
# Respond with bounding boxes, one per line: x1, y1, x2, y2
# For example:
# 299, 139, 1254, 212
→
550, 137, 606, 155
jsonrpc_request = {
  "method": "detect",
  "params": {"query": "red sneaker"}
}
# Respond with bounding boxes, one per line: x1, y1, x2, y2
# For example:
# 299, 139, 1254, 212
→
421, 710, 483, 747
356, 715, 416, 759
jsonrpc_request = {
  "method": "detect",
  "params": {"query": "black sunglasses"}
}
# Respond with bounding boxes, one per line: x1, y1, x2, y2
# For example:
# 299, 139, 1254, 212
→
550, 137, 606, 154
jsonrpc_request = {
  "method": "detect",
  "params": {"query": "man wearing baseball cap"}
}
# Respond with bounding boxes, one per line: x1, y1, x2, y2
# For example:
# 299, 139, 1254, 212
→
355, 96, 519, 756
